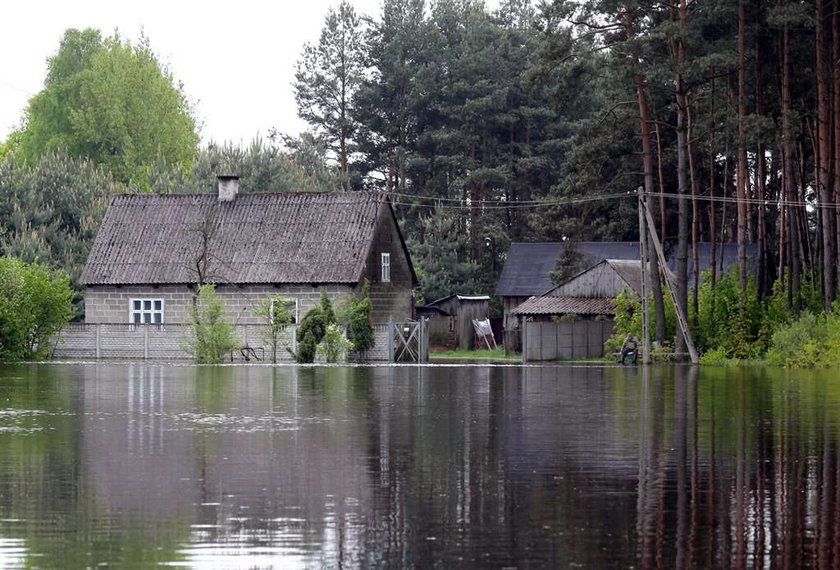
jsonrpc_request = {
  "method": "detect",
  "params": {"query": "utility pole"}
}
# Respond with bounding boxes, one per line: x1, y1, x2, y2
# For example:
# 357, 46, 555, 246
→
637, 187, 651, 364
639, 192, 700, 364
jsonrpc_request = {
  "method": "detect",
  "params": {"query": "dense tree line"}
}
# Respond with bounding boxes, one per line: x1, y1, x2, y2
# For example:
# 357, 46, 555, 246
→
290, 0, 840, 354
5, 2, 840, 356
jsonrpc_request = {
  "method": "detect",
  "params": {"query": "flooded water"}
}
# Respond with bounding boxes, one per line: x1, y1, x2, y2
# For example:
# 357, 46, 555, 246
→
0, 364, 838, 568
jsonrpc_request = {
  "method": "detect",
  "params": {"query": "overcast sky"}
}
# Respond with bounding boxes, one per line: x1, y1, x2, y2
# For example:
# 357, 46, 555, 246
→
0, 0, 388, 146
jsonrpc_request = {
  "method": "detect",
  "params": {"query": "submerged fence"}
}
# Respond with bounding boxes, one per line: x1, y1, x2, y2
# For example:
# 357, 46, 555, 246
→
52, 322, 411, 362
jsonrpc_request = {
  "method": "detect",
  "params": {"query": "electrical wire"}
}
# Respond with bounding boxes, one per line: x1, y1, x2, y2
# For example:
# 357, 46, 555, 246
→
381, 188, 838, 211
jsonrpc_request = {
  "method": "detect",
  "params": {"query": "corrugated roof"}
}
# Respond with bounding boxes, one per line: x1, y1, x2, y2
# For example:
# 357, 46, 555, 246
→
605, 260, 643, 293
496, 241, 759, 297
495, 242, 641, 297
83, 192, 392, 285
511, 296, 617, 316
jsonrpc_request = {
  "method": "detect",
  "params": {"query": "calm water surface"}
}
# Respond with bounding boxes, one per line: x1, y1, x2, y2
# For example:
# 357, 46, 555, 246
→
0, 363, 837, 568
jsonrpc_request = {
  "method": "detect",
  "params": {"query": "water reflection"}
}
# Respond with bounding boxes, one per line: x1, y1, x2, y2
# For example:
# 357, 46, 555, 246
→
0, 364, 839, 567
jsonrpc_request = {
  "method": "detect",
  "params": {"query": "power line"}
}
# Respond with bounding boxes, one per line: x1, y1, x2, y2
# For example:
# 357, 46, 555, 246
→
385, 190, 633, 210
384, 188, 840, 210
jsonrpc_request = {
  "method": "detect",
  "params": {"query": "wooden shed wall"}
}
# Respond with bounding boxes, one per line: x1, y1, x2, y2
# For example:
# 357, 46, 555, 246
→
455, 299, 489, 350
550, 264, 627, 298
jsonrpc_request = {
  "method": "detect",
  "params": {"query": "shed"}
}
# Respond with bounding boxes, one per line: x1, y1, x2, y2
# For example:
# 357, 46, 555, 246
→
422, 295, 491, 350
511, 260, 642, 361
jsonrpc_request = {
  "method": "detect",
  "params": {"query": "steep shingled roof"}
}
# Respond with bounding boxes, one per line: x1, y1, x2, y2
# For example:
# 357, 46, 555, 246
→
83, 192, 399, 285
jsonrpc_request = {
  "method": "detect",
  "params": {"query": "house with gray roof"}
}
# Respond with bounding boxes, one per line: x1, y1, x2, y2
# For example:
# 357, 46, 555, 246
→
82, 177, 417, 329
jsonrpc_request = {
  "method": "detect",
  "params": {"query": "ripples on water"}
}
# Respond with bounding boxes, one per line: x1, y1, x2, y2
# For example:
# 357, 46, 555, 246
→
0, 363, 837, 568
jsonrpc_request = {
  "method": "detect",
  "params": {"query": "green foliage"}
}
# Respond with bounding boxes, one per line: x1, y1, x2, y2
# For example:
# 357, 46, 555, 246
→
699, 346, 739, 366
295, 292, 338, 363
0, 153, 114, 313
604, 287, 676, 358
185, 285, 238, 364
256, 295, 294, 364
294, 0, 365, 187
316, 323, 354, 363
319, 290, 336, 325
347, 280, 374, 353
17, 28, 198, 185
0, 257, 74, 361
406, 207, 480, 304
764, 306, 840, 368
147, 137, 340, 195
695, 267, 760, 357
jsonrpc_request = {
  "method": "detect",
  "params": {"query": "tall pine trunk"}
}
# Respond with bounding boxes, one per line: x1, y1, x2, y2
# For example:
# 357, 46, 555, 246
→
736, 1, 748, 295
675, 0, 690, 355
782, 16, 801, 312
624, 6, 667, 344
817, 0, 835, 309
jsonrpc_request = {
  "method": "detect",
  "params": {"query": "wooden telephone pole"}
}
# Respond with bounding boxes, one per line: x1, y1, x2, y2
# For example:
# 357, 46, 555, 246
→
638, 188, 700, 364
637, 188, 651, 364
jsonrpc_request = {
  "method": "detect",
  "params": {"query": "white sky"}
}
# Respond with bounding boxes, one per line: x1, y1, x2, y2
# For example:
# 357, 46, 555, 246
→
0, 0, 386, 146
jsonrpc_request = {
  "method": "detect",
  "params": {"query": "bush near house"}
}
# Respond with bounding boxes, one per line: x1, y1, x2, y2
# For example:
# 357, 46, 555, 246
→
185, 284, 238, 364
0, 257, 74, 361
295, 290, 337, 363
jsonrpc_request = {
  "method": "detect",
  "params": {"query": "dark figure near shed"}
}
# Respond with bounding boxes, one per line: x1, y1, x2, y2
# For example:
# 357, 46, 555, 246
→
620, 333, 638, 365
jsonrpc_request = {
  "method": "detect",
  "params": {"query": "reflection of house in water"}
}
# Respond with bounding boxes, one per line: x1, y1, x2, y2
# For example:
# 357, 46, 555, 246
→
81, 365, 380, 564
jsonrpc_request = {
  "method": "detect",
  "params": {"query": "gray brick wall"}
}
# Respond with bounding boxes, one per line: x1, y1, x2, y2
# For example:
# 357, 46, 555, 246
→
85, 284, 357, 326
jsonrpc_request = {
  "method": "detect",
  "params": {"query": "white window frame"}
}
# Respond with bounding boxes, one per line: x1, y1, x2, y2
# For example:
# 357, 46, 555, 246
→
269, 298, 298, 325
381, 252, 391, 283
129, 298, 165, 325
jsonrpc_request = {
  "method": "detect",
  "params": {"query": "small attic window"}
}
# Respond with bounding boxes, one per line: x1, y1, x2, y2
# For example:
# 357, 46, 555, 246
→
381, 252, 391, 283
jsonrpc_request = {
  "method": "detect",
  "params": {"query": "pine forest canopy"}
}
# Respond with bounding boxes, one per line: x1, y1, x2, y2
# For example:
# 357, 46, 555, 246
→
289, 0, 840, 350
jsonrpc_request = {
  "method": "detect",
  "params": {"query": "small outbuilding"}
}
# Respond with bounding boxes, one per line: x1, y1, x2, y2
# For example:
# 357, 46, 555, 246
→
512, 260, 642, 361
420, 294, 491, 350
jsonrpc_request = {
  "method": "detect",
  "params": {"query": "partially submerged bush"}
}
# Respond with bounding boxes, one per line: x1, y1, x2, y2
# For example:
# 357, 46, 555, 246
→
0, 256, 74, 360
316, 323, 354, 363
295, 290, 337, 363
764, 310, 840, 368
185, 284, 238, 364
346, 280, 374, 354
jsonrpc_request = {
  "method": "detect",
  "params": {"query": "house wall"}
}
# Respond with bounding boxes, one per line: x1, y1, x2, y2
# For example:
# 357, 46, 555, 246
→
549, 263, 627, 298
84, 284, 356, 326
361, 203, 415, 324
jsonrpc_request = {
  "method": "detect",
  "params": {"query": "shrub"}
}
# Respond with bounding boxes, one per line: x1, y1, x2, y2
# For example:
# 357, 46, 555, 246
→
699, 346, 737, 366
256, 294, 293, 363
316, 323, 354, 363
295, 291, 337, 363
347, 280, 374, 354
185, 285, 238, 364
764, 309, 840, 368
0, 257, 74, 360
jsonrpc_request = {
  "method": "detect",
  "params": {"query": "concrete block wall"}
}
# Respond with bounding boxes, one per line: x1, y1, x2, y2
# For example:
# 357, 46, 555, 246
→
85, 284, 356, 326
52, 322, 395, 362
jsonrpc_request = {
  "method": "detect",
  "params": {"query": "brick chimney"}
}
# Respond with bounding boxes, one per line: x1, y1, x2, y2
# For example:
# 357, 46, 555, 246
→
217, 175, 239, 202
